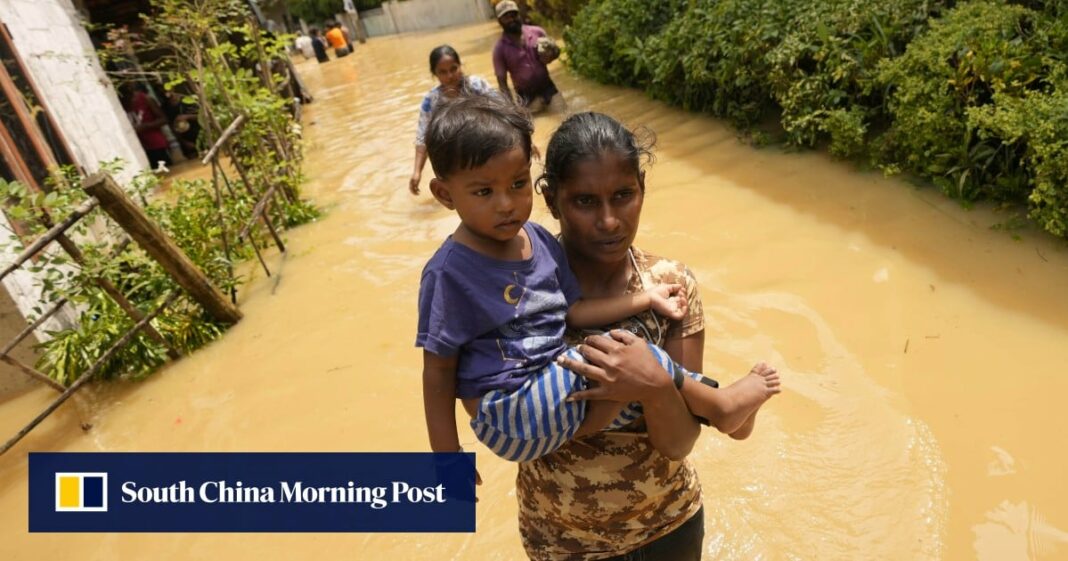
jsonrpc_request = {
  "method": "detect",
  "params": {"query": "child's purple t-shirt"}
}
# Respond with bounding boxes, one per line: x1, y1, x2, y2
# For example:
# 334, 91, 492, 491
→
416, 222, 582, 399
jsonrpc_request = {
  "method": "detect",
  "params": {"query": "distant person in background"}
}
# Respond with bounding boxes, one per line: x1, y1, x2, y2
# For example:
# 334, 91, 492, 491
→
408, 45, 498, 195
325, 22, 350, 57
295, 31, 315, 60
161, 90, 200, 160
340, 22, 356, 51
120, 83, 172, 169
492, 1, 563, 113
310, 28, 329, 63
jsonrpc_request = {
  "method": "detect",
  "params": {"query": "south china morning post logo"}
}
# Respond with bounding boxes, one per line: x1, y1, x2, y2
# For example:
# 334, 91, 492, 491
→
54, 472, 108, 512
30, 452, 475, 532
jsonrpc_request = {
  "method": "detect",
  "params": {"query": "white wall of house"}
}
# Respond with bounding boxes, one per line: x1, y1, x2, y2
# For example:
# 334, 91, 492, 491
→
0, 218, 79, 338
0, 0, 150, 183
362, 0, 493, 37
0, 0, 144, 337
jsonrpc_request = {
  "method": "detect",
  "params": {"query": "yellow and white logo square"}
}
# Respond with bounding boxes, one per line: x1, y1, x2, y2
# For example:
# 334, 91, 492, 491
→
55, 472, 108, 512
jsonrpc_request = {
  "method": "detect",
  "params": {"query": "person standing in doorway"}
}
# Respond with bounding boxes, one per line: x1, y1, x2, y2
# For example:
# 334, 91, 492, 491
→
161, 89, 200, 160
120, 83, 172, 170
492, 1, 563, 114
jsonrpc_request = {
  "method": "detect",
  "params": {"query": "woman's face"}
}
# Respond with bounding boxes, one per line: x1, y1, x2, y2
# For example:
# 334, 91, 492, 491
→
552, 152, 645, 267
433, 55, 463, 94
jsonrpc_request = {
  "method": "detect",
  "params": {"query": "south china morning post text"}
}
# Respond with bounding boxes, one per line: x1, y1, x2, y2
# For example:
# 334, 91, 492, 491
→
29, 452, 476, 532
119, 479, 446, 509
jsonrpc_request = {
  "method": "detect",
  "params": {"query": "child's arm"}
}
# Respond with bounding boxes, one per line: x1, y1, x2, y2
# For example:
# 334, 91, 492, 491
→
566, 284, 688, 329
422, 350, 462, 453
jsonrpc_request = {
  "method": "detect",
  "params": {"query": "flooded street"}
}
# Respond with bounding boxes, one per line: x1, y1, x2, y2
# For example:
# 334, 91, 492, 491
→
3, 21, 1068, 560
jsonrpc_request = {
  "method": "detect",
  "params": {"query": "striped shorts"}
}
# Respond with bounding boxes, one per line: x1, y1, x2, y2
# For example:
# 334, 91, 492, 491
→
470, 343, 703, 462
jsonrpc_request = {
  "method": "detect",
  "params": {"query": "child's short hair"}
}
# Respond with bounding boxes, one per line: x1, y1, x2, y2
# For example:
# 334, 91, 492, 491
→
538, 112, 654, 203
425, 95, 533, 179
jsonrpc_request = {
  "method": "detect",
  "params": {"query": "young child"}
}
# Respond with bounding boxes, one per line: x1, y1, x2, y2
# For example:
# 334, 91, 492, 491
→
417, 95, 778, 462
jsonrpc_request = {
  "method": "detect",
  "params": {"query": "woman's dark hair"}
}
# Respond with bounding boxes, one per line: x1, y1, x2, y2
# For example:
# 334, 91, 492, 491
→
538, 112, 655, 207
425, 95, 533, 179
429, 45, 461, 74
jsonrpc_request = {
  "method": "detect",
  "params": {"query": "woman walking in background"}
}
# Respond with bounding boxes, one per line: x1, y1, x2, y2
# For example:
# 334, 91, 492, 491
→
408, 45, 498, 195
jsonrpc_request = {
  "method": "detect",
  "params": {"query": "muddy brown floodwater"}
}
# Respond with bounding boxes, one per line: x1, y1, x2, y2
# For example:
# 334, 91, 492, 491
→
3, 22, 1068, 561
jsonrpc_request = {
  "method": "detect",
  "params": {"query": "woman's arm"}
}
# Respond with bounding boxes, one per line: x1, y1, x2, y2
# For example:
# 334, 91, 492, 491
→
410, 145, 427, 195
422, 350, 462, 453
662, 329, 704, 373
559, 330, 700, 459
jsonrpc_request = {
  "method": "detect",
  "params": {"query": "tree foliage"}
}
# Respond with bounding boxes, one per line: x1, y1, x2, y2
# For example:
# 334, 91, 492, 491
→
286, 0, 383, 24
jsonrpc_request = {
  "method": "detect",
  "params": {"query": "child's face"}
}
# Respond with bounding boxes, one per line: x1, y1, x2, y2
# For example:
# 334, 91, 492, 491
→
431, 146, 533, 247
552, 152, 645, 266
433, 55, 463, 93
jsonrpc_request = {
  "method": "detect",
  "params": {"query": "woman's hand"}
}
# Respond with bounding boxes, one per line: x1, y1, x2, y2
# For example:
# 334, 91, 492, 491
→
559, 329, 676, 404
559, 329, 700, 459
648, 284, 688, 321
409, 172, 421, 195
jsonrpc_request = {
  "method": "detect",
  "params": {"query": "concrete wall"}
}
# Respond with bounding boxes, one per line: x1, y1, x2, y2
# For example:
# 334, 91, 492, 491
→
0, 276, 41, 400
0, 0, 137, 339
0, 0, 149, 183
361, 8, 393, 37
362, 0, 493, 37
0, 213, 80, 343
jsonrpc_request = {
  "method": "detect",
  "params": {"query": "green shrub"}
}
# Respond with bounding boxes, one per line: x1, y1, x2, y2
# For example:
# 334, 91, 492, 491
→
642, 0, 794, 126
528, 0, 592, 27
0, 168, 303, 383
876, 2, 1062, 201
564, 0, 686, 87
970, 81, 1068, 236
765, 0, 948, 155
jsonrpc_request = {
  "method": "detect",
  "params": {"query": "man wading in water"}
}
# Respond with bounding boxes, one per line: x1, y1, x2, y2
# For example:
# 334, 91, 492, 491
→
492, 1, 564, 113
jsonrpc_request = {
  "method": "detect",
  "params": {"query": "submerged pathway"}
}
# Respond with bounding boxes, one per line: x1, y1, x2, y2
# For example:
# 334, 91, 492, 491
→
3, 21, 1068, 560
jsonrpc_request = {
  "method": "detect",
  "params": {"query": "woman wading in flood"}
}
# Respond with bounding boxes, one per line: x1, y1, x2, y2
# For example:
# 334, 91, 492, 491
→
408, 45, 497, 195
519, 112, 778, 560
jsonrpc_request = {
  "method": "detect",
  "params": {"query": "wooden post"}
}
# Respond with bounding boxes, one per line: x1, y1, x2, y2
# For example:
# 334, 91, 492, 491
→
0, 198, 98, 282
83, 173, 242, 324
0, 292, 179, 456
0, 296, 69, 392
210, 159, 237, 304
0, 355, 65, 392
200, 114, 247, 165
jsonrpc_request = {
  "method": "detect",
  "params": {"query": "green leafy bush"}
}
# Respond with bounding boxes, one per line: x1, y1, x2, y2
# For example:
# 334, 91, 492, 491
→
564, 0, 686, 87
970, 82, 1068, 235
765, 0, 947, 155
642, 0, 793, 126
876, 2, 1062, 200
0, 165, 308, 384
528, 0, 592, 27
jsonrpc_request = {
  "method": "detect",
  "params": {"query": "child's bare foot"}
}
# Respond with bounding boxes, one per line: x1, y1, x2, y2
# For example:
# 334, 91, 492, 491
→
710, 362, 780, 435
